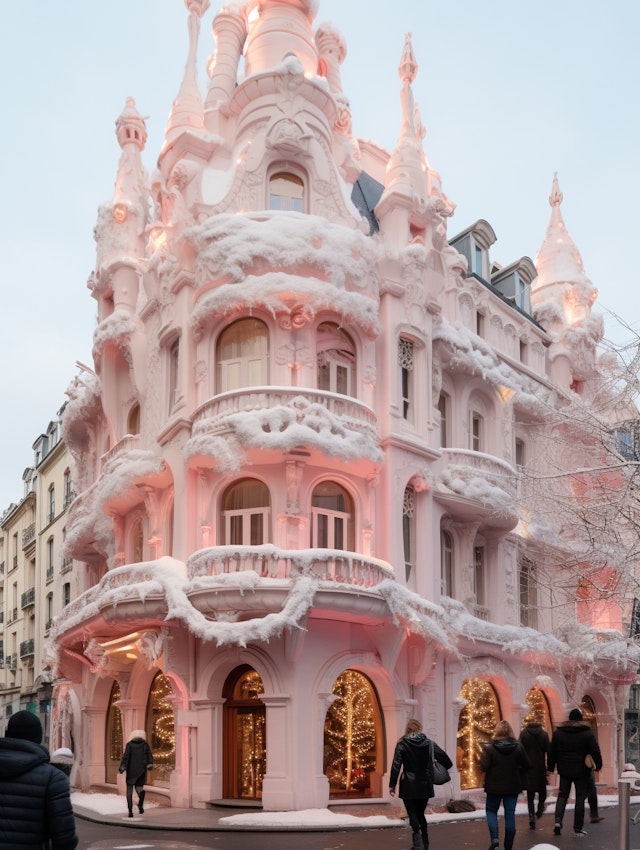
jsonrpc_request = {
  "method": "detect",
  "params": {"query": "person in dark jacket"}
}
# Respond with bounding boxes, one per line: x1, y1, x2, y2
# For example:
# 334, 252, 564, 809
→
548, 707, 602, 836
119, 729, 154, 817
480, 719, 531, 850
389, 718, 452, 850
518, 720, 550, 829
0, 710, 78, 850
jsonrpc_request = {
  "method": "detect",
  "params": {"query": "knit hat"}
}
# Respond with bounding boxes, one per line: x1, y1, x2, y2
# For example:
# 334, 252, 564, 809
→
51, 747, 74, 765
6, 710, 43, 743
569, 708, 583, 722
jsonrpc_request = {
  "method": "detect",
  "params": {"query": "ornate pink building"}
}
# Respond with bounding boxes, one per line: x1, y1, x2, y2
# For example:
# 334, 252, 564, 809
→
50, 0, 638, 810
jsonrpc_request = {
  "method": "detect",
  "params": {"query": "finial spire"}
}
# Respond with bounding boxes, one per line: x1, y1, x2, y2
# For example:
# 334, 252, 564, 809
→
165, 0, 210, 144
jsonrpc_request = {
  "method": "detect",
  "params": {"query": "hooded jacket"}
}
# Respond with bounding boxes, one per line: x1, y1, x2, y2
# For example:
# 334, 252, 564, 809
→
519, 722, 550, 791
0, 737, 79, 849
389, 732, 453, 800
119, 735, 154, 786
548, 719, 602, 779
480, 737, 531, 795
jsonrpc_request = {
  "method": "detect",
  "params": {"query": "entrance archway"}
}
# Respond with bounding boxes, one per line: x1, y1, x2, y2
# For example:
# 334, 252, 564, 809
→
223, 666, 266, 800
456, 677, 501, 789
145, 672, 176, 788
323, 669, 384, 798
105, 680, 123, 784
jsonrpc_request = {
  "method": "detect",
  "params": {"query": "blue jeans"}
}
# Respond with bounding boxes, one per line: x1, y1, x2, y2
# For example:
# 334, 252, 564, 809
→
486, 793, 518, 850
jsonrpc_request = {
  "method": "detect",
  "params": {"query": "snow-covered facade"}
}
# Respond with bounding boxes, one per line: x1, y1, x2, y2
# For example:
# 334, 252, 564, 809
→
50, 0, 639, 810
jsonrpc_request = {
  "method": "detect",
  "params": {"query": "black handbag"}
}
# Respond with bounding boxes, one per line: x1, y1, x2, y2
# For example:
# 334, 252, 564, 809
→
429, 739, 451, 785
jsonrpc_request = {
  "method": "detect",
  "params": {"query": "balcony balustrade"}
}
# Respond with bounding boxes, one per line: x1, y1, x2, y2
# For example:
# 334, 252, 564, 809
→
100, 434, 141, 469
21, 587, 36, 609
22, 523, 36, 547
19, 638, 34, 658
193, 387, 378, 439
441, 448, 517, 498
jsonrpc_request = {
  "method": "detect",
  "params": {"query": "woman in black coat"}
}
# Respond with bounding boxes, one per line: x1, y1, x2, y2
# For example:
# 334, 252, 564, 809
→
119, 730, 153, 817
519, 720, 550, 828
389, 718, 453, 850
480, 720, 531, 850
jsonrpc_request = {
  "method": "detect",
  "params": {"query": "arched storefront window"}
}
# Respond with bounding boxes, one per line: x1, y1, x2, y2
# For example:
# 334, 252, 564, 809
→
223, 666, 266, 800
523, 686, 552, 735
323, 670, 384, 798
145, 673, 176, 788
456, 677, 501, 789
105, 680, 123, 784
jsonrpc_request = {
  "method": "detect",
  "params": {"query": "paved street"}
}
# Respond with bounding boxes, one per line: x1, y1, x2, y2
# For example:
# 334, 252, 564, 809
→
76, 808, 638, 850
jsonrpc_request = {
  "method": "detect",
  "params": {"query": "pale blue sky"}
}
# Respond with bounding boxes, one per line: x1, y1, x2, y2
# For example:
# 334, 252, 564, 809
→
0, 0, 638, 509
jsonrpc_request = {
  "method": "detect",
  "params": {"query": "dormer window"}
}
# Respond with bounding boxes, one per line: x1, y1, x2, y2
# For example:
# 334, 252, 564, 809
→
491, 257, 536, 314
449, 219, 497, 282
269, 172, 304, 212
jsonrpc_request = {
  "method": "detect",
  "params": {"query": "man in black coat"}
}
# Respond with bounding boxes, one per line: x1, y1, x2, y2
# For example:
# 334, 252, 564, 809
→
519, 720, 550, 828
548, 708, 602, 837
0, 710, 78, 849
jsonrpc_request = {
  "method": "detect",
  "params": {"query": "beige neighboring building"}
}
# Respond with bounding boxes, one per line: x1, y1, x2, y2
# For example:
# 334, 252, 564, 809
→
0, 410, 75, 746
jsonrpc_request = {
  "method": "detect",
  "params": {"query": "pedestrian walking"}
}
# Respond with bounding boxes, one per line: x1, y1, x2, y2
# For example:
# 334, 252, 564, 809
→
548, 707, 602, 837
0, 709, 78, 850
518, 720, 550, 829
51, 746, 75, 778
479, 719, 531, 850
587, 766, 604, 822
389, 718, 453, 849
119, 729, 153, 817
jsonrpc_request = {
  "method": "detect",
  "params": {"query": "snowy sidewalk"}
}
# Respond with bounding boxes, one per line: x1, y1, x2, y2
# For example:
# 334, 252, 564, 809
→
71, 790, 626, 832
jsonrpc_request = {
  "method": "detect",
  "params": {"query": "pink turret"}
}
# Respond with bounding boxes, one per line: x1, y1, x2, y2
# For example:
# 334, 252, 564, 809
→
244, 0, 319, 77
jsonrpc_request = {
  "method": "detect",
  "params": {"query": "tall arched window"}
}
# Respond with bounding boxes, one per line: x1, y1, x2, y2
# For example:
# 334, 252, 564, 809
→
223, 666, 266, 800
456, 677, 501, 789
221, 479, 271, 545
403, 486, 415, 584
105, 680, 123, 784
324, 669, 384, 798
316, 322, 356, 397
145, 672, 175, 788
127, 403, 140, 435
523, 686, 551, 735
311, 482, 354, 550
216, 318, 269, 392
438, 392, 450, 447
441, 529, 454, 596
269, 172, 304, 212
131, 517, 144, 564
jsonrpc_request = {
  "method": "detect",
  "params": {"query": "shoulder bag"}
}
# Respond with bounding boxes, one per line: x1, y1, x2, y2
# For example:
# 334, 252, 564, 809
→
429, 739, 451, 785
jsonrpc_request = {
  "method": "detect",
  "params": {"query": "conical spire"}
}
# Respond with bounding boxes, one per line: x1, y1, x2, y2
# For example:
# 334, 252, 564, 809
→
532, 173, 597, 327
164, 0, 210, 145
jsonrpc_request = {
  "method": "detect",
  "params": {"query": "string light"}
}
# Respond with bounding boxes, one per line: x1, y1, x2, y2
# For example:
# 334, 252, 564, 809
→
235, 671, 265, 799
148, 673, 176, 777
324, 670, 377, 794
523, 686, 551, 733
456, 677, 500, 790
108, 681, 123, 762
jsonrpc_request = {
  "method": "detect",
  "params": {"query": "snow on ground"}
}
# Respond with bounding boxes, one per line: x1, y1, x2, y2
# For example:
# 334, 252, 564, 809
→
70, 791, 632, 828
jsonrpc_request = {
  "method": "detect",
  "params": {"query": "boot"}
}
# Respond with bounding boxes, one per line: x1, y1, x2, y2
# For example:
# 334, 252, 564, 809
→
138, 790, 145, 814
128, 809, 133, 818
411, 833, 422, 850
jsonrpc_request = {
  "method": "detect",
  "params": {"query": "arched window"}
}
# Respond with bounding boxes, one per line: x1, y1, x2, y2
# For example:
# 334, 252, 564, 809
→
403, 485, 415, 584
324, 669, 384, 798
105, 680, 123, 784
127, 403, 140, 435
311, 482, 354, 550
398, 338, 414, 421
48, 485, 56, 524
316, 322, 356, 397
221, 479, 271, 545
471, 411, 484, 452
145, 672, 176, 788
223, 666, 266, 800
168, 338, 180, 413
457, 677, 501, 789
269, 172, 304, 212
438, 392, 450, 447
216, 318, 269, 392
523, 686, 551, 735
441, 529, 454, 596
131, 517, 144, 564
519, 557, 536, 628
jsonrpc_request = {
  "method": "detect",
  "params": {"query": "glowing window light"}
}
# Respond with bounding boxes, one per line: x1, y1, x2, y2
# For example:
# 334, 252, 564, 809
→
456, 677, 500, 790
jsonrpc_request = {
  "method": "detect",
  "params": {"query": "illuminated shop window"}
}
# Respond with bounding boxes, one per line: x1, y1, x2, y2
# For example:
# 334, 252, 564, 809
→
324, 670, 383, 798
145, 673, 176, 787
223, 666, 266, 800
523, 686, 551, 734
105, 680, 123, 784
456, 677, 501, 789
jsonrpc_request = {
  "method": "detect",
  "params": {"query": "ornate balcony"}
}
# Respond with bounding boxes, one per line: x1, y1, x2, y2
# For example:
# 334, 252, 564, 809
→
188, 387, 381, 465
100, 434, 141, 469
435, 448, 518, 529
